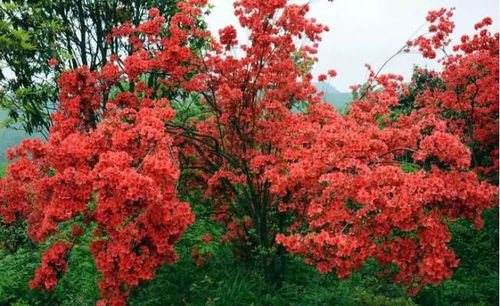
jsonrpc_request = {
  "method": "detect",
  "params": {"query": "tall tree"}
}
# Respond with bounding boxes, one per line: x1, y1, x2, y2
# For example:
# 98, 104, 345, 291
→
0, 0, 198, 137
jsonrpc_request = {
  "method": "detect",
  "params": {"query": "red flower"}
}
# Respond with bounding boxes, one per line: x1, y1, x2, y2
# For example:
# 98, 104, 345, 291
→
71, 224, 85, 237
219, 25, 238, 50
29, 242, 72, 291
202, 234, 213, 243
48, 58, 59, 67
148, 8, 160, 17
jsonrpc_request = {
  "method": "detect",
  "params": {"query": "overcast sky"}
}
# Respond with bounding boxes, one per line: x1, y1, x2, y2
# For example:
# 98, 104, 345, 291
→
206, 0, 499, 91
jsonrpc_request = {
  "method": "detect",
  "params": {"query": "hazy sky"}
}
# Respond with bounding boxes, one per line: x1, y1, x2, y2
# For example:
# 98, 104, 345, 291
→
206, 0, 499, 91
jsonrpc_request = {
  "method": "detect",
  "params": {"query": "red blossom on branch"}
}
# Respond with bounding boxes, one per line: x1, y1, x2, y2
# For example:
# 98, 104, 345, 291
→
48, 58, 59, 67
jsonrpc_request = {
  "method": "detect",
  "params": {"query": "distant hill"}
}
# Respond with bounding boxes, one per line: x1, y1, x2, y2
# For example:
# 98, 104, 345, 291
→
312, 82, 353, 110
0, 112, 41, 164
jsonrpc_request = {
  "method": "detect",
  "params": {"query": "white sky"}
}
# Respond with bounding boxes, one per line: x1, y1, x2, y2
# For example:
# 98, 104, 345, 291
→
206, 0, 499, 91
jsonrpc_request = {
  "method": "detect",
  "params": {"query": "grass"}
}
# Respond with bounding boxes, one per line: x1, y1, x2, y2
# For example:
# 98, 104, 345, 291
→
0, 163, 6, 177
0, 208, 497, 305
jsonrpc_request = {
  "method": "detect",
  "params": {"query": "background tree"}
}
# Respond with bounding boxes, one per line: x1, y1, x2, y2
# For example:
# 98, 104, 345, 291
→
0, 0, 204, 136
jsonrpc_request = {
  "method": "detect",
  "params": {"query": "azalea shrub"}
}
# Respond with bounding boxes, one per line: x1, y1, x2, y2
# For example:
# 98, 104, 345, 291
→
0, 0, 497, 305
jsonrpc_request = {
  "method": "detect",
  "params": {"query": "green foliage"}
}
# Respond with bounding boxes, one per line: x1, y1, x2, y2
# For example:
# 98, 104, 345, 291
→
0, 244, 101, 306
394, 66, 444, 116
0, 208, 496, 305
0, 0, 198, 136
0, 248, 56, 305
0, 162, 6, 177
0, 218, 35, 255
401, 162, 419, 173
127, 225, 414, 306
415, 208, 499, 306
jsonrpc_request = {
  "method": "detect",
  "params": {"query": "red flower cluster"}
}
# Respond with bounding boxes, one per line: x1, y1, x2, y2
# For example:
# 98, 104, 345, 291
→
219, 25, 238, 50
48, 58, 59, 67
408, 8, 455, 59
407, 15, 499, 178
29, 242, 72, 291
413, 132, 470, 168
0, 2, 209, 304
269, 10, 497, 293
